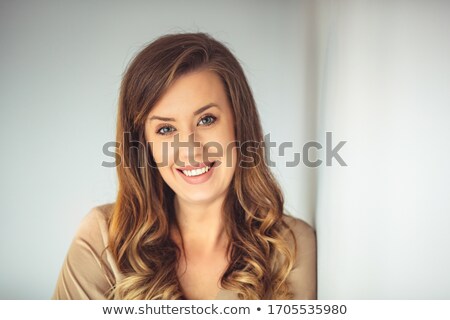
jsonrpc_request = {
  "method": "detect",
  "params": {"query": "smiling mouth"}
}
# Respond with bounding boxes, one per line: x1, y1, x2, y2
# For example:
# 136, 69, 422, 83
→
176, 161, 217, 177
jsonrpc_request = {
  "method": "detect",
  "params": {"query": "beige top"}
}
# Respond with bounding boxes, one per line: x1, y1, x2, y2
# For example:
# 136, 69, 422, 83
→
52, 203, 316, 300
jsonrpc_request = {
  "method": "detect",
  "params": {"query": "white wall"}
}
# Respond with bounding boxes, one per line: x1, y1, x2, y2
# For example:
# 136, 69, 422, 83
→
315, 0, 450, 299
1, 0, 449, 300
0, 0, 309, 299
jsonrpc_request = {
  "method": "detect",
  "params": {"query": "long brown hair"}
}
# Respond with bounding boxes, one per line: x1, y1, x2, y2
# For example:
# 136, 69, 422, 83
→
109, 33, 296, 299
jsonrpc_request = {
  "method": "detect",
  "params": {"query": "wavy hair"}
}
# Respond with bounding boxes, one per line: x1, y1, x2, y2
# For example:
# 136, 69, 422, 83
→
108, 33, 296, 299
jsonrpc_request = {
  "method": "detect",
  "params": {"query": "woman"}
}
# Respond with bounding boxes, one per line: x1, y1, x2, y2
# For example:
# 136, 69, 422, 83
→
53, 33, 316, 300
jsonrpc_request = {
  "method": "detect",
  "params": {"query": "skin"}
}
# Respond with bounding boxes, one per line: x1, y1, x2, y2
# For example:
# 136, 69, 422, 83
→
145, 69, 237, 299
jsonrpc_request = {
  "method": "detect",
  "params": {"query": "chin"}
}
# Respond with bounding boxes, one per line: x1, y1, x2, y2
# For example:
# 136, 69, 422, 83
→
179, 189, 223, 204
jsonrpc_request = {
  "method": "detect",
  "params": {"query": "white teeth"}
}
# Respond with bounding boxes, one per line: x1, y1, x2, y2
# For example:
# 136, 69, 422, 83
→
182, 165, 210, 177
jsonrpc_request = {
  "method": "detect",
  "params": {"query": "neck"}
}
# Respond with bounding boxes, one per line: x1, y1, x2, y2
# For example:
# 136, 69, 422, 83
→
172, 194, 228, 252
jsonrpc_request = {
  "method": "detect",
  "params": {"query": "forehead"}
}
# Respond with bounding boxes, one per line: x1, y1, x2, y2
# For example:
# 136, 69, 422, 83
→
149, 69, 229, 116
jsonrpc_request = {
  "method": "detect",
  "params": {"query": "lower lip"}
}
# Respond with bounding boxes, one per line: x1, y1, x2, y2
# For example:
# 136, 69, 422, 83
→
176, 163, 216, 185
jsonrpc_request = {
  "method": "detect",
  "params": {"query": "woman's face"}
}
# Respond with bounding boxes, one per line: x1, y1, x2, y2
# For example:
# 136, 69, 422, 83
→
145, 70, 237, 205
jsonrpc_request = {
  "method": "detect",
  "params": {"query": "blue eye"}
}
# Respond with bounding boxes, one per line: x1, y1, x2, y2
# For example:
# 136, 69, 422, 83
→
155, 115, 216, 136
156, 125, 175, 135
198, 115, 217, 126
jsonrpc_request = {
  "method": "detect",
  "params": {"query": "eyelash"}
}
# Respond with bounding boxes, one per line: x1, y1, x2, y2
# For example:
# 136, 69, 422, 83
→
155, 114, 218, 136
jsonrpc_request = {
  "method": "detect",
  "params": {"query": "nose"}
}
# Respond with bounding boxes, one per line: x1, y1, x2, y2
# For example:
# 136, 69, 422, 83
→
173, 131, 203, 168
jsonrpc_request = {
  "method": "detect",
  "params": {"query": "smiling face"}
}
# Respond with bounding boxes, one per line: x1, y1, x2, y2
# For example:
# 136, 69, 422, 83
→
145, 69, 237, 205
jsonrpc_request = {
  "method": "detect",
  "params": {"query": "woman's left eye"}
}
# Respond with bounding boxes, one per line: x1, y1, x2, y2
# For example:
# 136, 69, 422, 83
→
198, 115, 217, 126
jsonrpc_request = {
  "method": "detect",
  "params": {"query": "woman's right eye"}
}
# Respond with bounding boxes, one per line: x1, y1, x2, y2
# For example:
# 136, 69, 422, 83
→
156, 125, 176, 135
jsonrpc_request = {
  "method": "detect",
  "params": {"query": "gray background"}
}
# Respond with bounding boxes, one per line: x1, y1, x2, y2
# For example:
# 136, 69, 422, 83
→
1, 0, 449, 299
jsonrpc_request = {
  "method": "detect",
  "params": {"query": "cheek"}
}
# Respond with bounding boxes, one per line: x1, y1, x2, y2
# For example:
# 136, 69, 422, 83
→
223, 128, 237, 159
150, 141, 163, 162
218, 137, 238, 170
151, 142, 175, 182
148, 140, 175, 167
213, 122, 237, 167
227, 143, 238, 170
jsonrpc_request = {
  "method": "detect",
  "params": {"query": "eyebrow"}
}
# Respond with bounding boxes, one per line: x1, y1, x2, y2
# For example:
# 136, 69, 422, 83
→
148, 103, 219, 122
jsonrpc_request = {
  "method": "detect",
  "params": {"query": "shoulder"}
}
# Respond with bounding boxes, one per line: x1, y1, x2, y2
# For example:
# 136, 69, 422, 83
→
281, 214, 315, 236
80, 202, 114, 227
69, 202, 116, 257
63, 202, 116, 268
280, 214, 317, 299
282, 214, 316, 268
52, 202, 117, 299
76, 203, 114, 240
281, 214, 316, 246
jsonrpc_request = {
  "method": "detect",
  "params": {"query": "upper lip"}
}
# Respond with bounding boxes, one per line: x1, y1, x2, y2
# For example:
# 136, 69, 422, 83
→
176, 161, 215, 171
